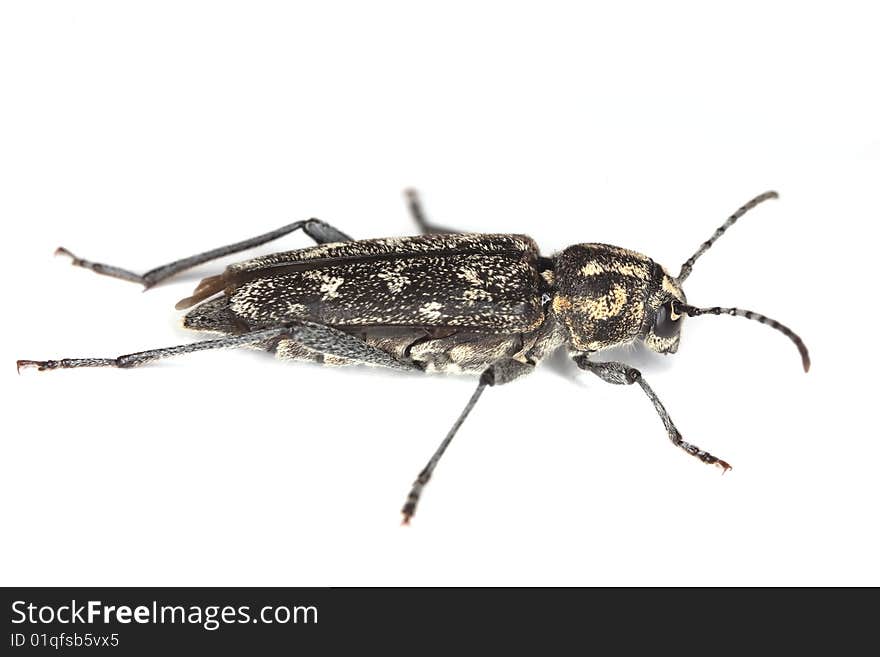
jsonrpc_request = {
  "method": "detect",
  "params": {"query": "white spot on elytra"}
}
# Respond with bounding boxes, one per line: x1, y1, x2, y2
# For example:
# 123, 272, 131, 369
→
320, 276, 344, 299
457, 267, 483, 286
285, 302, 309, 316
463, 288, 492, 302
418, 301, 444, 322
377, 270, 411, 293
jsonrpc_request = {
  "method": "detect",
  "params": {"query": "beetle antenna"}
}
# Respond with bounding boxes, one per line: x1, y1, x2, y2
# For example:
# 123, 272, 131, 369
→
677, 191, 779, 283
675, 303, 810, 373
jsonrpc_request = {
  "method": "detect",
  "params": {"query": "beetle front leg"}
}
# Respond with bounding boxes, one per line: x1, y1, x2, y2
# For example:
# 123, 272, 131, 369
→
401, 359, 533, 524
55, 218, 353, 289
572, 356, 732, 472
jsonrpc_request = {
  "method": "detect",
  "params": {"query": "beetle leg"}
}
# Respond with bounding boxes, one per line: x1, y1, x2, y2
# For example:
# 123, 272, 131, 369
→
280, 322, 416, 371
17, 321, 417, 373
573, 356, 732, 471
55, 218, 353, 290
404, 189, 460, 234
16, 327, 295, 372
401, 359, 533, 524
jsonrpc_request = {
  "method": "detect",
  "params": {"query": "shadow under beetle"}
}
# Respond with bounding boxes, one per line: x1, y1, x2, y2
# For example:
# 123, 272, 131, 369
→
18, 190, 810, 523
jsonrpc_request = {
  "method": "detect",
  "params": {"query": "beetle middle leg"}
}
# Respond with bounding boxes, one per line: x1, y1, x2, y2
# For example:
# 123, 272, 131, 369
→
404, 189, 461, 234
573, 356, 732, 471
55, 218, 353, 289
401, 359, 533, 524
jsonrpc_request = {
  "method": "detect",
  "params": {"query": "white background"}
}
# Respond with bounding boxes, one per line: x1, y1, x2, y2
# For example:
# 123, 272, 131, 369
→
1, 1, 877, 586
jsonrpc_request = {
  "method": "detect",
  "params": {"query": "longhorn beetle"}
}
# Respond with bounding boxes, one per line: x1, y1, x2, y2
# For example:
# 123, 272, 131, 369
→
18, 190, 810, 523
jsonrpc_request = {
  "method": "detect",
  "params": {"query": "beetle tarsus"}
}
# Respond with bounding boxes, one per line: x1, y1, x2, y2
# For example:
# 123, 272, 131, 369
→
55, 246, 80, 263
401, 474, 428, 525
53, 246, 147, 285
17, 359, 54, 373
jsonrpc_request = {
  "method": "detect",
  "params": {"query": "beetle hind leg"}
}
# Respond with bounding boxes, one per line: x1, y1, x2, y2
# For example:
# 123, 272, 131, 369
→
18, 322, 417, 374
276, 323, 416, 371
55, 218, 354, 290
16, 327, 295, 372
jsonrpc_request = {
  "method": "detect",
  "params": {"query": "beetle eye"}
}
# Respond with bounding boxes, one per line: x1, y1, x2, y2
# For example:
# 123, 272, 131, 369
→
653, 301, 682, 338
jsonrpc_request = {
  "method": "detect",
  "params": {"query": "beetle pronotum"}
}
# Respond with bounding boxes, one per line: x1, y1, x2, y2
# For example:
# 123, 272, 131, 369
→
18, 190, 809, 523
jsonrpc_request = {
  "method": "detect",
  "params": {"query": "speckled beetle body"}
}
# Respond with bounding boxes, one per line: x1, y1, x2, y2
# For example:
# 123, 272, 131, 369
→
178, 233, 555, 375
18, 190, 810, 523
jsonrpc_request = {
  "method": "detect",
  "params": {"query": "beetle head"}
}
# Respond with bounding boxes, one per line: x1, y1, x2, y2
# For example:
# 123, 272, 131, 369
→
640, 267, 686, 355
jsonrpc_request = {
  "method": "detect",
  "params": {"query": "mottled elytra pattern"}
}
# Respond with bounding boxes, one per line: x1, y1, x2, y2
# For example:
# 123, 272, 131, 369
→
182, 233, 545, 333
231, 232, 537, 271
17, 189, 809, 524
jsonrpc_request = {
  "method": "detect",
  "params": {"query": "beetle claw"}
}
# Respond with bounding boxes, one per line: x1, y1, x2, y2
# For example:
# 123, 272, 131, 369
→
16, 359, 52, 373
54, 246, 80, 263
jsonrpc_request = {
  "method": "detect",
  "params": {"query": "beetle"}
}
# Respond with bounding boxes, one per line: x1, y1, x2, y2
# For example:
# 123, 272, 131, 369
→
18, 189, 810, 523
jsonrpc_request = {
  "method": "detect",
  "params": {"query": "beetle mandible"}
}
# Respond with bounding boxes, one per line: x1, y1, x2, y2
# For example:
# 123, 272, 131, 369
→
18, 190, 810, 523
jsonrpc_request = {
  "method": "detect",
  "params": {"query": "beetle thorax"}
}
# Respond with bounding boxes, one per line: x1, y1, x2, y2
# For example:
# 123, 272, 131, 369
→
551, 243, 660, 352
